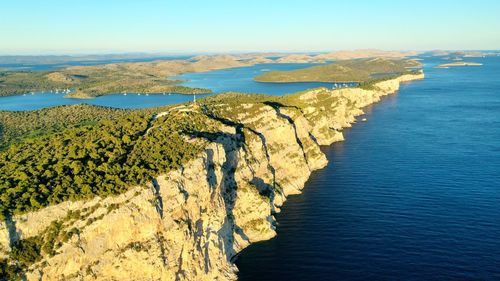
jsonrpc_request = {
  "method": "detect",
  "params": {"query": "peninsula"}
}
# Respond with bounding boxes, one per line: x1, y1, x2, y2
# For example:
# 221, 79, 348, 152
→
0, 69, 424, 280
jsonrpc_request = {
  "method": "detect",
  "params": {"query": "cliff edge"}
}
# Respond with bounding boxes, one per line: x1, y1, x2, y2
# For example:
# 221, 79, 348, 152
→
0, 72, 424, 280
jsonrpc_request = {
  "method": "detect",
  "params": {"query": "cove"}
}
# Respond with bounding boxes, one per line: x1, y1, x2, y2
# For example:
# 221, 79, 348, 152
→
0, 63, 337, 111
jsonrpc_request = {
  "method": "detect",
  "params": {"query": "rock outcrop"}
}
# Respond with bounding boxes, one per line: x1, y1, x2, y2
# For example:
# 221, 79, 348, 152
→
0, 72, 424, 280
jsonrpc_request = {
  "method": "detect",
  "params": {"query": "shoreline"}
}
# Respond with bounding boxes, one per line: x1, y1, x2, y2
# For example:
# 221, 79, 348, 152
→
436, 62, 483, 68
0, 87, 213, 100
62, 89, 212, 99
0, 72, 424, 280
0, 55, 253, 99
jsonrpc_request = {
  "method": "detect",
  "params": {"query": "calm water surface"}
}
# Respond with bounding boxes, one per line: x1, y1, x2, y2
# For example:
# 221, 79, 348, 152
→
0, 63, 335, 111
176, 63, 337, 95
236, 56, 500, 280
0, 93, 206, 111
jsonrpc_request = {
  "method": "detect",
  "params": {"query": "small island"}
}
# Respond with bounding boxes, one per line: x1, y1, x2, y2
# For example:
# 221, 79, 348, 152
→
436, 62, 483, 68
254, 58, 422, 85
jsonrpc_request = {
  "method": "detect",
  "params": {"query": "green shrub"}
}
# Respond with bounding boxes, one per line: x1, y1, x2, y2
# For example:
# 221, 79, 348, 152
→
10, 237, 43, 268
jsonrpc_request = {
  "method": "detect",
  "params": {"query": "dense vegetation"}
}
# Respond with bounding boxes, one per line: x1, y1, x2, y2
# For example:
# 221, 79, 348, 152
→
0, 71, 68, 96
0, 68, 211, 98
0, 90, 297, 219
254, 58, 421, 83
0, 257, 22, 280
0, 104, 133, 148
0, 105, 220, 218
0, 101, 223, 276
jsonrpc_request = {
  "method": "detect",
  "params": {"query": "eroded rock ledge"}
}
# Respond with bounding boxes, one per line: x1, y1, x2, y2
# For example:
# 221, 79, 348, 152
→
0, 72, 424, 280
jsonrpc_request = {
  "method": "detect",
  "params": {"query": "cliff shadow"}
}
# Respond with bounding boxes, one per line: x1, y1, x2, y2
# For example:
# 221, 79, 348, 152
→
250, 177, 276, 205
4, 214, 20, 248
205, 148, 218, 192
241, 126, 280, 208
3, 215, 27, 281
190, 106, 289, 261
151, 178, 164, 219
199, 105, 280, 212
186, 129, 250, 261
263, 101, 310, 167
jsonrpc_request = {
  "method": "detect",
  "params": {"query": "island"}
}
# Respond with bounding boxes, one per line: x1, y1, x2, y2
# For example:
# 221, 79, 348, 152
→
0, 66, 424, 280
436, 62, 483, 68
0, 55, 268, 98
254, 58, 422, 85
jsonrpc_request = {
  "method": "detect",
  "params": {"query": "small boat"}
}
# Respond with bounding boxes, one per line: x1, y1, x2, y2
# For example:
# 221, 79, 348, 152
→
23, 93, 26, 96
123, 93, 127, 96
146, 94, 149, 96
362, 118, 367, 122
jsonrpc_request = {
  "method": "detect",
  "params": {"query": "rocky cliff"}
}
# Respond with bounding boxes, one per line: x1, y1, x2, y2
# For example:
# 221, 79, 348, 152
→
0, 72, 424, 280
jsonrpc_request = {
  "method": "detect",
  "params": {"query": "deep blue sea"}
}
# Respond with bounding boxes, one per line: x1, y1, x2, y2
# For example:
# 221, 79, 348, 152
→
236, 56, 500, 280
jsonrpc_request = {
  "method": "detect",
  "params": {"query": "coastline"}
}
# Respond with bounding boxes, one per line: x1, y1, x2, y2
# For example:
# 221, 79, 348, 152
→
0, 55, 251, 99
436, 62, 483, 68
62, 87, 212, 99
0, 72, 424, 280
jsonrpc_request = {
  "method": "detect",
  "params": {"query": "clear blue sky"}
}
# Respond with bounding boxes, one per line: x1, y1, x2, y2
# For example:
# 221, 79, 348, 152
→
1, 0, 499, 54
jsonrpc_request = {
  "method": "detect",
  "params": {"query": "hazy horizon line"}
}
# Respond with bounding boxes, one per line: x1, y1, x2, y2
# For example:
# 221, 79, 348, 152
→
0, 49, 498, 57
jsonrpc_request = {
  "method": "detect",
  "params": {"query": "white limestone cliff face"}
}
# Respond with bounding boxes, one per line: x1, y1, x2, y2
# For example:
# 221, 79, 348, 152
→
0, 73, 423, 280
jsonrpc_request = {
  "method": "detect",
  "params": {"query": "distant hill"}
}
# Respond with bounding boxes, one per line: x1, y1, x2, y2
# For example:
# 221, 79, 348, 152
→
274, 49, 419, 63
